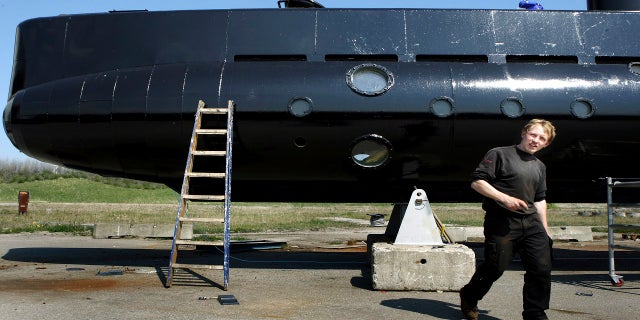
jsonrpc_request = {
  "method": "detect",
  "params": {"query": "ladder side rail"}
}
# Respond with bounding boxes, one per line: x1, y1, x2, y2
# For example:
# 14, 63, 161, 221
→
223, 100, 235, 290
167, 100, 206, 287
606, 177, 617, 282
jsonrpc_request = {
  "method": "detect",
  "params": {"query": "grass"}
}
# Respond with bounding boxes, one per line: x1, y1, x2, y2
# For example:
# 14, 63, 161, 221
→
0, 177, 630, 235
0, 178, 177, 203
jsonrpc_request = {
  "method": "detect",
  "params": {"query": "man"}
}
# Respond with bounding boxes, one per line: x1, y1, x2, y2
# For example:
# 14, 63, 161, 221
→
460, 119, 557, 320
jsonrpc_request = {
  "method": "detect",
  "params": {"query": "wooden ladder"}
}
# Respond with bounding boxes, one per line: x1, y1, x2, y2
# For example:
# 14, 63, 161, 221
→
166, 100, 234, 290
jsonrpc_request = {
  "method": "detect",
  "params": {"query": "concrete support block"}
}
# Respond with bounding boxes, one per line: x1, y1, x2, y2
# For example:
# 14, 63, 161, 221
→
93, 223, 192, 239
371, 242, 475, 291
550, 226, 593, 242
93, 223, 132, 239
443, 226, 467, 243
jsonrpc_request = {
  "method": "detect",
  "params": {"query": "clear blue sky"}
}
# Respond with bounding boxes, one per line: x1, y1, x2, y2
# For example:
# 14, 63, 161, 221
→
0, 0, 586, 162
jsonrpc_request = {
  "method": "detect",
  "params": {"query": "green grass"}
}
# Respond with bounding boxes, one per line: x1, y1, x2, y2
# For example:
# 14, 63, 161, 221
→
0, 177, 623, 235
0, 178, 177, 203
1, 222, 92, 235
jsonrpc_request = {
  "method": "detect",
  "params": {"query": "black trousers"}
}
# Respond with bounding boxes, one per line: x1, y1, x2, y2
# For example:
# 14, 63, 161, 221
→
463, 210, 552, 320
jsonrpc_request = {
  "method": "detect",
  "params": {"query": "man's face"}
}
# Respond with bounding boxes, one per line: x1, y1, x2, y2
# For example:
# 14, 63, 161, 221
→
519, 124, 550, 154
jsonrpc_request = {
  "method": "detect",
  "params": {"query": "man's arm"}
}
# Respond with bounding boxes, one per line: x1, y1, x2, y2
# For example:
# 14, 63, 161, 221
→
470, 179, 528, 211
534, 199, 550, 236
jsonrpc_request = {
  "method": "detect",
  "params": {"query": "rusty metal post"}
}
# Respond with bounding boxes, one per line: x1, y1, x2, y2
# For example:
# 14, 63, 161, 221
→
18, 191, 29, 214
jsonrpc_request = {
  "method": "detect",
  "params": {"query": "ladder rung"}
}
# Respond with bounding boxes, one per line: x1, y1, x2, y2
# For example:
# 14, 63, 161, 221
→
171, 263, 224, 270
200, 108, 228, 115
186, 172, 225, 178
179, 217, 224, 223
196, 129, 226, 135
183, 194, 225, 201
192, 150, 226, 156
175, 239, 224, 246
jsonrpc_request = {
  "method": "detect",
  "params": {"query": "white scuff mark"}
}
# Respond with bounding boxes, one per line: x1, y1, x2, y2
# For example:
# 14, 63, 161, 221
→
494, 42, 505, 47
572, 12, 585, 47
543, 42, 557, 48
403, 10, 408, 55
181, 65, 189, 109
314, 11, 319, 53
350, 37, 373, 54
217, 60, 227, 99
502, 66, 520, 94
582, 19, 606, 42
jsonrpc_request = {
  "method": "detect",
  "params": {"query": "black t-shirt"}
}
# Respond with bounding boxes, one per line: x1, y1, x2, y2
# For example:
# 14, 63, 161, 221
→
472, 145, 547, 215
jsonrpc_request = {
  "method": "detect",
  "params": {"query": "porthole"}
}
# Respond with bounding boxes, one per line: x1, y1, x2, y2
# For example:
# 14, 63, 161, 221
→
294, 137, 307, 148
570, 98, 595, 119
350, 134, 392, 168
500, 98, 525, 118
430, 97, 455, 117
288, 97, 313, 117
629, 62, 640, 76
346, 64, 394, 96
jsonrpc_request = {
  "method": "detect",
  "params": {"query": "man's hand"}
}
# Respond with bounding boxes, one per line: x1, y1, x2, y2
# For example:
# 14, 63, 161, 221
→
500, 196, 528, 211
471, 180, 529, 212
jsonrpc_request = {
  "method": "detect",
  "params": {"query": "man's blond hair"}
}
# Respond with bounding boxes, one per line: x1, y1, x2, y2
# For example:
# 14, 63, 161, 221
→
523, 119, 556, 144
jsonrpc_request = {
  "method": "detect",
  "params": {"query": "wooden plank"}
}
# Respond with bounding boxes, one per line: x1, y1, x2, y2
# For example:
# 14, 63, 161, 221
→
183, 194, 225, 201
171, 263, 224, 270
187, 172, 225, 178
179, 217, 224, 223
175, 239, 224, 246
196, 129, 226, 135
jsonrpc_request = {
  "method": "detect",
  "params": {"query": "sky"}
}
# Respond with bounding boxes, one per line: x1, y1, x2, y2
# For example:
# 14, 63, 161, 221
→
0, 0, 587, 162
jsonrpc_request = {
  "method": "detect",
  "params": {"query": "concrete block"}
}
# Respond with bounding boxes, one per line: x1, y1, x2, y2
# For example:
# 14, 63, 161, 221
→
443, 226, 467, 243
464, 227, 485, 240
93, 223, 192, 239
93, 223, 131, 239
129, 224, 154, 237
550, 226, 593, 242
371, 242, 475, 291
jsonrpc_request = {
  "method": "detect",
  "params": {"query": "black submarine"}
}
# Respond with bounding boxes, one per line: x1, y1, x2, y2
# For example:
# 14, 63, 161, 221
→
3, 0, 640, 202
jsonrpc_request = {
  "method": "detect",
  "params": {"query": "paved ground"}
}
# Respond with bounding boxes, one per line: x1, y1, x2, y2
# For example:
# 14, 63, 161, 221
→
0, 230, 638, 320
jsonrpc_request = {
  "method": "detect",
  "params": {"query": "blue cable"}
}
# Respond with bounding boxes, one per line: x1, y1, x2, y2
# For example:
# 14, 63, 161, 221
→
519, 1, 544, 10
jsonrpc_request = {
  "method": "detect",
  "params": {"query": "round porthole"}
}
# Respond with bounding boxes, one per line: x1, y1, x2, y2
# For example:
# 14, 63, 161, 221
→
294, 137, 307, 148
500, 98, 525, 118
570, 98, 595, 119
288, 97, 313, 117
346, 64, 394, 96
350, 134, 392, 168
430, 97, 455, 117
629, 62, 640, 76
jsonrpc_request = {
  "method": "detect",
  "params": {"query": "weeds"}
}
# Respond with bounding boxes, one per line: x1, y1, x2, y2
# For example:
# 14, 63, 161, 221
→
0, 159, 165, 189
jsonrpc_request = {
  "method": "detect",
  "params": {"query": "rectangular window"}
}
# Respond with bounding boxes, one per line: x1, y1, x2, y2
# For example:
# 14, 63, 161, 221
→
416, 54, 488, 63
234, 55, 307, 62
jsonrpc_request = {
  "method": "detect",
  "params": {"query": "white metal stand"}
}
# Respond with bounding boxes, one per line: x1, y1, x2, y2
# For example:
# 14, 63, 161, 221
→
394, 189, 444, 245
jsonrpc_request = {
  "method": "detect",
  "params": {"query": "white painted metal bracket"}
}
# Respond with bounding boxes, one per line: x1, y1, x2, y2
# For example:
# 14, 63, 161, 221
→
394, 189, 444, 245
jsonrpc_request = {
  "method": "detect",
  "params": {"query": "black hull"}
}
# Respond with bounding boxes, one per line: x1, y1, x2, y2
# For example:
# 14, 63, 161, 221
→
4, 8, 640, 202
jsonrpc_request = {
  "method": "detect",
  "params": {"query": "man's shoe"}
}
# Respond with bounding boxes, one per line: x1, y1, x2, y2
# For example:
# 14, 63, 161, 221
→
460, 287, 479, 320
522, 310, 549, 320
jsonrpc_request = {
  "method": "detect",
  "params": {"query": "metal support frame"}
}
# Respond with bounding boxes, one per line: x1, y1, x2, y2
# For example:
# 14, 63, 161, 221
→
394, 188, 448, 245
605, 177, 640, 287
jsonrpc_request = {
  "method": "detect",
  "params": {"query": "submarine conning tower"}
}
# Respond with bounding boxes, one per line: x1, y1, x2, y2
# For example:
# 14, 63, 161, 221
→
588, 0, 640, 10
